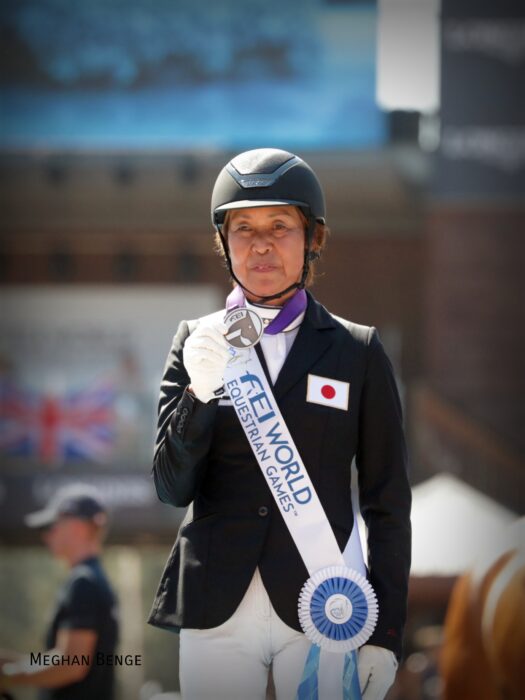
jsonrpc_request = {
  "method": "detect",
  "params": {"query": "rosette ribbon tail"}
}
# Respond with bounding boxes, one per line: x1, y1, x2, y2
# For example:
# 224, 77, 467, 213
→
295, 644, 321, 700
343, 650, 362, 700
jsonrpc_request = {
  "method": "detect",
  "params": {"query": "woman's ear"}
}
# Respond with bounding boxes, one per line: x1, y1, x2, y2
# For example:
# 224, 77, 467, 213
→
309, 228, 323, 259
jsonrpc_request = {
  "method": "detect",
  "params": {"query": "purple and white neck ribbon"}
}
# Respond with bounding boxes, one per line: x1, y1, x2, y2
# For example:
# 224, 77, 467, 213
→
223, 288, 378, 699
226, 285, 307, 334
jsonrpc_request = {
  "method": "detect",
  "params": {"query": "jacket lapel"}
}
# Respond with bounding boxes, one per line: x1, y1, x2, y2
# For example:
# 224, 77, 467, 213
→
254, 343, 274, 386
272, 293, 338, 401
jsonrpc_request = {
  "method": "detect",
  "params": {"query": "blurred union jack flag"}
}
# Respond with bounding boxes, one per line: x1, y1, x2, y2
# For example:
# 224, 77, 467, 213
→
0, 379, 116, 466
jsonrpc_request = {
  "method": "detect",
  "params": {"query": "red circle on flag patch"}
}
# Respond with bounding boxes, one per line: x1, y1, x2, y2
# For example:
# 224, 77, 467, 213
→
321, 384, 336, 399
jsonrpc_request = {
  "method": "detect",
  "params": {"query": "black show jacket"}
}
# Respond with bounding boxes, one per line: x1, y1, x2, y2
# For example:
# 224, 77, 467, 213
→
148, 293, 411, 660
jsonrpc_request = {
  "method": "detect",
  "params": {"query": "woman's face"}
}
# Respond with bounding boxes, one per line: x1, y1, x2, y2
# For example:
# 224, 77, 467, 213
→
226, 205, 306, 305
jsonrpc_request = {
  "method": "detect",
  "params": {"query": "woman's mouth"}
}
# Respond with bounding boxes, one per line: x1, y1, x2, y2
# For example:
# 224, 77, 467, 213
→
250, 265, 278, 272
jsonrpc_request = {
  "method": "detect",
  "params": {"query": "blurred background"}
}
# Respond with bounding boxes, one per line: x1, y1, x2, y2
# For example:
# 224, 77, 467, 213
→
0, 0, 523, 698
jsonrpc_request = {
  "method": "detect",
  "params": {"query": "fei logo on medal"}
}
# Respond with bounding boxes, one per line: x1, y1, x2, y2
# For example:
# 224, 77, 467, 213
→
224, 308, 264, 349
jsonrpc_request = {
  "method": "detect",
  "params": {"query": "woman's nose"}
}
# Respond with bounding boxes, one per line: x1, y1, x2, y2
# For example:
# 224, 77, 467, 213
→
251, 230, 272, 254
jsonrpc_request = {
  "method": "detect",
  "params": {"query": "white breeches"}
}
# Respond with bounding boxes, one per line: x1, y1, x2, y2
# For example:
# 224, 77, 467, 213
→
179, 567, 345, 700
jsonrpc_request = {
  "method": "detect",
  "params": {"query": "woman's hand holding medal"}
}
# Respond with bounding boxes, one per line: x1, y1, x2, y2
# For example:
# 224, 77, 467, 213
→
183, 320, 230, 403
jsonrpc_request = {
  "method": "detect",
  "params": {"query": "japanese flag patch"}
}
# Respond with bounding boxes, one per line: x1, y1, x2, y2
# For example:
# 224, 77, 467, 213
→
306, 374, 349, 411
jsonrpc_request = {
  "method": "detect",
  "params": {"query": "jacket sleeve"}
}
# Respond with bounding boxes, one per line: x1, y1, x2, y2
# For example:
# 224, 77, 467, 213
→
355, 327, 412, 661
151, 320, 219, 507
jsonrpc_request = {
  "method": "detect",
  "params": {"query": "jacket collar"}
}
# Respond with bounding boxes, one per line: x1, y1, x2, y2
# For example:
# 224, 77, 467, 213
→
272, 292, 338, 400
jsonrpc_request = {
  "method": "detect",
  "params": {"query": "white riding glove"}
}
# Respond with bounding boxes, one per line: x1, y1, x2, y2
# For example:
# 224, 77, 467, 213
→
183, 320, 231, 403
358, 644, 398, 700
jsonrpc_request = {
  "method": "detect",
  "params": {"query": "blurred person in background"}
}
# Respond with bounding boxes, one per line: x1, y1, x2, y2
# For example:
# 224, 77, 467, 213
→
148, 148, 411, 699
0, 486, 119, 700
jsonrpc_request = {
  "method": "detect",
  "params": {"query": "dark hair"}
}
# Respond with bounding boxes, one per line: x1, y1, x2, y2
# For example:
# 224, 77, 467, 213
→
214, 207, 329, 288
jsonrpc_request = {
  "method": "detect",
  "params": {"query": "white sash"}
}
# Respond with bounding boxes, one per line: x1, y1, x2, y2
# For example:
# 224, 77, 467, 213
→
223, 340, 377, 654
224, 349, 344, 573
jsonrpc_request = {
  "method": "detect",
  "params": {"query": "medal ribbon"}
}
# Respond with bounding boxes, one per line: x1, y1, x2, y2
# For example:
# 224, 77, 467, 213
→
226, 286, 307, 334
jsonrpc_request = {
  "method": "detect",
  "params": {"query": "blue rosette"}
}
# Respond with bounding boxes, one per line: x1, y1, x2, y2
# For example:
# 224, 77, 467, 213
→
298, 565, 378, 652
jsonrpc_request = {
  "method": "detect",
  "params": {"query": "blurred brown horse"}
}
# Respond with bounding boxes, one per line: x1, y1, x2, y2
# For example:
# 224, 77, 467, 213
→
440, 518, 525, 700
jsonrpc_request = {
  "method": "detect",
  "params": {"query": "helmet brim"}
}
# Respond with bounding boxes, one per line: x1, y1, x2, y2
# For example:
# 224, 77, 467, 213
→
215, 198, 308, 212
214, 199, 325, 226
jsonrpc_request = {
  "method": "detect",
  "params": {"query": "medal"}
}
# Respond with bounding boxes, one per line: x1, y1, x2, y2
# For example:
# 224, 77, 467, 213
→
224, 308, 264, 348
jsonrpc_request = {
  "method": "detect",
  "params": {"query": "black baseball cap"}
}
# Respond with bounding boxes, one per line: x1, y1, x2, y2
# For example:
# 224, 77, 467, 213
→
25, 485, 107, 529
